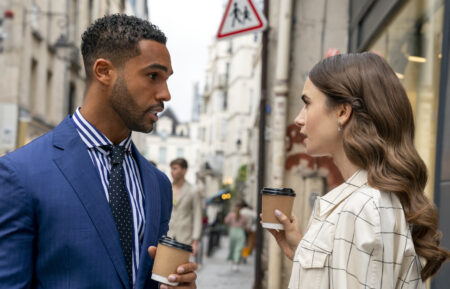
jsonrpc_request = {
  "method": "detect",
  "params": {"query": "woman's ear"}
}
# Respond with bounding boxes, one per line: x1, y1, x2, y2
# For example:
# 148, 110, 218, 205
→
337, 103, 353, 125
92, 58, 116, 86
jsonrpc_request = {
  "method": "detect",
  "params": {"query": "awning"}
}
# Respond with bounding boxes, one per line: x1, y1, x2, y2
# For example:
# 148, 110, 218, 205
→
205, 189, 230, 205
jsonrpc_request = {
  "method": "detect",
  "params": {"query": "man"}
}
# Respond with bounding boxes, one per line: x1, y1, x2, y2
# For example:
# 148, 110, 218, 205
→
168, 158, 202, 256
0, 15, 196, 289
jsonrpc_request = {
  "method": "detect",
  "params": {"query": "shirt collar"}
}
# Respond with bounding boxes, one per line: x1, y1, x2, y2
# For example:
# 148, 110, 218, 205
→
317, 169, 368, 218
72, 107, 132, 152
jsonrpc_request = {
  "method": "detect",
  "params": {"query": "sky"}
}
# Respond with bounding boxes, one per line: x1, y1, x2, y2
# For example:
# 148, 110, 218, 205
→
148, 0, 226, 122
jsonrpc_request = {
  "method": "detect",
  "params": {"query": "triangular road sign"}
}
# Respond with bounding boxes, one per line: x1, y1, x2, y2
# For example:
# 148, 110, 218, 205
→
217, 0, 267, 39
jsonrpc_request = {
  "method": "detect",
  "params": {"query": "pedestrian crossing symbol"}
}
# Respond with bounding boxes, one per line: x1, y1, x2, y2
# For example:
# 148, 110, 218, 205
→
217, 0, 267, 39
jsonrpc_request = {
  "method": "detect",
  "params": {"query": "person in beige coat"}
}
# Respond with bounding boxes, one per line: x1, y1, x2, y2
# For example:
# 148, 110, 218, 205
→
167, 158, 202, 255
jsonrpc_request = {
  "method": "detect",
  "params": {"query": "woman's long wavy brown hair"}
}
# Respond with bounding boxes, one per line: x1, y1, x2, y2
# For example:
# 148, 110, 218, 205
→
308, 52, 449, 280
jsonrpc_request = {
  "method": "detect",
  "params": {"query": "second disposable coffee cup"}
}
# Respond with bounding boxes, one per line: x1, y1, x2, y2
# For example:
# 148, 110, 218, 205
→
151, 236, 193, 286
261, 187, 296, 230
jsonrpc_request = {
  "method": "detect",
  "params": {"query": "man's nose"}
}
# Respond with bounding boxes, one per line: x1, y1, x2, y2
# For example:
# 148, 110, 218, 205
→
158, 83, 171, 102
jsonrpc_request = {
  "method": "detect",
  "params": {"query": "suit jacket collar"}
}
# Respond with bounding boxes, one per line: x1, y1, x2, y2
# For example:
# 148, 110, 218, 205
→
52, 116, 161, 289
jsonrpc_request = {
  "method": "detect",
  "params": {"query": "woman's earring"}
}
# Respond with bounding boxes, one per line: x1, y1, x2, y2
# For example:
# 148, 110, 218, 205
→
338, 121, 343, 132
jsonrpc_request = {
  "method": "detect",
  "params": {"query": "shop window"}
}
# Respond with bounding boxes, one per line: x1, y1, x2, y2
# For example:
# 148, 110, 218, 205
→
368, 0, 444, 198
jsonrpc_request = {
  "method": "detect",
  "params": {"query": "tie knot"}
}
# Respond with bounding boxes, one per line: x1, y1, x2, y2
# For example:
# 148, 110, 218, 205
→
107, 145, 126, 165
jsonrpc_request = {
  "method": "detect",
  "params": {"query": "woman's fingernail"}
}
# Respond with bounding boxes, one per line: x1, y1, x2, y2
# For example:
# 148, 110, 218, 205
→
168, 275, 176, 282
160, 285, 168, 289
275, 209, 281, 216
177, 267, 185, 273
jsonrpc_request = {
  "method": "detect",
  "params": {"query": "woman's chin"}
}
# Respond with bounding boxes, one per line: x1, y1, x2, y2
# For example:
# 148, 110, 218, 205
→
305, 148, 331, 158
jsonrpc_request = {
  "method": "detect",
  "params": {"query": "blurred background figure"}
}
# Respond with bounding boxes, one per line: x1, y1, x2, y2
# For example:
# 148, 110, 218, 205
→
239, 201, 257, 263
167, 158, 202, 256
225, 202, 248, 271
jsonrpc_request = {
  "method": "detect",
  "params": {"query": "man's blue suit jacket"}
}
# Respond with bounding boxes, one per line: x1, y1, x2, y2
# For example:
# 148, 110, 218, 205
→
0, 116, 173, 289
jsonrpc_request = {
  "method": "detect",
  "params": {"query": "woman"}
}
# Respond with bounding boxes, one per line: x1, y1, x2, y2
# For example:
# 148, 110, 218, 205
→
225, 203, 248, 271
268, 53, 449, 289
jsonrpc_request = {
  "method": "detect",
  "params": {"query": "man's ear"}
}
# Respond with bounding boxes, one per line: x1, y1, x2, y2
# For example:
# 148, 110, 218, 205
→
336, 103, 352, 125
92, 58, 116, 86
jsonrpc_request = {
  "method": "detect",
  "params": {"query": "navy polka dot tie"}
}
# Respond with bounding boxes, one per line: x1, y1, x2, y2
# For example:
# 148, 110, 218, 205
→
107, 145, 133, 288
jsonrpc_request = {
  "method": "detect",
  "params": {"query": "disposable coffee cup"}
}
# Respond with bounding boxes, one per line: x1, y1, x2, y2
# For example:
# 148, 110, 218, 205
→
151, 236, 193, 286
261, 187, 296, 230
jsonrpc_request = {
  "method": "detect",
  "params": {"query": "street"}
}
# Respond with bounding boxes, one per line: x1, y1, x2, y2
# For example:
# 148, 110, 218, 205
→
197, 236, 254, 289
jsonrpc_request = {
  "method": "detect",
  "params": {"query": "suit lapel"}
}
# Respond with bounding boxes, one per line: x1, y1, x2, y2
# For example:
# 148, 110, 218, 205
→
175, 182, 190, 208
133, 146, 161, 288
52, 117, 130, 289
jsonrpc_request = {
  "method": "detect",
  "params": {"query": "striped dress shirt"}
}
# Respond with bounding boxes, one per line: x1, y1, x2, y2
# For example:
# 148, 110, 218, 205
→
72, 108, 145, 287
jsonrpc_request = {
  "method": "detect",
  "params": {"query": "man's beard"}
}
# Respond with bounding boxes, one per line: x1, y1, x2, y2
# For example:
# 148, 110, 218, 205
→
110, 76, 154, 133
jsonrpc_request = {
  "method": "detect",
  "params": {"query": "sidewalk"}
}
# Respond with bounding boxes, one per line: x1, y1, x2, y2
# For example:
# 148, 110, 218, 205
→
197, 236, 255, 289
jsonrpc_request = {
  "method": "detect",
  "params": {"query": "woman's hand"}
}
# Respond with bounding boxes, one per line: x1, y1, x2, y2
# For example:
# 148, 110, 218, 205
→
261, 210, 303, 260
148, 246, 197, 289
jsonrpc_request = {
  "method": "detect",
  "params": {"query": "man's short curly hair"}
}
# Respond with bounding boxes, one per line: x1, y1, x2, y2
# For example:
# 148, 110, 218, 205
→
81, 14, 167, 81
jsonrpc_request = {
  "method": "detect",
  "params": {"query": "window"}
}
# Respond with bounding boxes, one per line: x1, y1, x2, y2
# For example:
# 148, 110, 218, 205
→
67, 82, 76, 115
46, 71, 53, 117
220, 119, 227, 141
88, 0, 94, 24
177, 148, 184, 158
158, 147, 167, 164
249, 89, 254, 113
30, 59, 38, 113
30, 4, 39, 32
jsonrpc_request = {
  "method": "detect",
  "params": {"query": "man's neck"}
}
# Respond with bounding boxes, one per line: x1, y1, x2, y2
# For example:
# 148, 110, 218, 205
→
80, 100, 130, 145
172, 178, 185, 188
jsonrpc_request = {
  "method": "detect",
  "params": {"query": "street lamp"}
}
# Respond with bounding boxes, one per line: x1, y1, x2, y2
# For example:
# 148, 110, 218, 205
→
53, 34, 78, 65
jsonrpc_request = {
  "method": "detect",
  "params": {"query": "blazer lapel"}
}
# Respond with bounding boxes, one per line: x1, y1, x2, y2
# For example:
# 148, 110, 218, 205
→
175, 183, 190, 208
133, 146, 161, 288
52, 117, 130, 289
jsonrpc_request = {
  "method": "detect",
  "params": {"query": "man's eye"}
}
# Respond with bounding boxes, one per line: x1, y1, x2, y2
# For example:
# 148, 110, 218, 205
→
148, 73, 157, 80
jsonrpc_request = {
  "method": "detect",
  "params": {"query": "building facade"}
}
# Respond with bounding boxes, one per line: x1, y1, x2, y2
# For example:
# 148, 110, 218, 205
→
198, 31, 263, 205
0, 0, 147, 156
259, 0, 349, 287
254, 0, 449, 288
134, 107, 199, 185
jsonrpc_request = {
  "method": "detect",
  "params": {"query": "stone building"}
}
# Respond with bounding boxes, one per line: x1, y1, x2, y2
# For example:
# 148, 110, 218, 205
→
136, 107, 199, 184
256, 0, 449, 288
0, 0, 147, 155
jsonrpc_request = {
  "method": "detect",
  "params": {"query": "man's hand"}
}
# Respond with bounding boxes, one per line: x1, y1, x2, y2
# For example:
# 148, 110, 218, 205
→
148, 246, 197, 289
261, 210, 302, 260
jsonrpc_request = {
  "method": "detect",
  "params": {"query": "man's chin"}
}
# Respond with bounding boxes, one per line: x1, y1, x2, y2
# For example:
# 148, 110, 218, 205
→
131, 123, 154, 134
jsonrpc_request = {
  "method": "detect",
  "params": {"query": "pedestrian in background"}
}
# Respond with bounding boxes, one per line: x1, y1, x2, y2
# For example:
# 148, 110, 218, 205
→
0, 14, 197, 289
225, 203, 248, 271
239, 202, 257, 263
267, 52, 449, 289
167, 158, 203, 256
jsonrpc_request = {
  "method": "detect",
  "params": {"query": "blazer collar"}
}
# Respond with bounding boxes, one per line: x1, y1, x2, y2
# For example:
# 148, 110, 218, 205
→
174, 182, 190, 207
318, 170, 368, 218
52, 116, 132, 289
